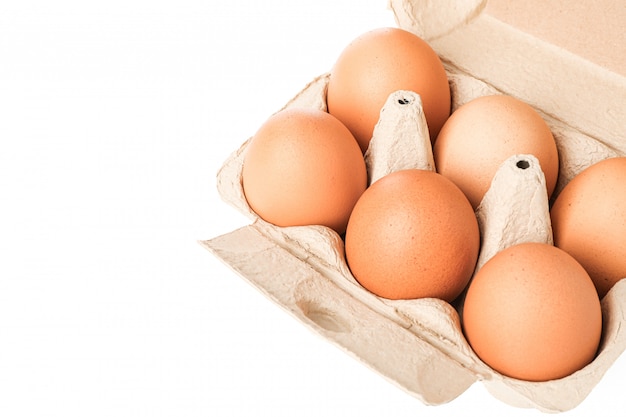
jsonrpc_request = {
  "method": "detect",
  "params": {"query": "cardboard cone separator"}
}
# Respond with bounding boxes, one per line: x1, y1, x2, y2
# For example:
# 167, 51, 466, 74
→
202, 1, 626, 411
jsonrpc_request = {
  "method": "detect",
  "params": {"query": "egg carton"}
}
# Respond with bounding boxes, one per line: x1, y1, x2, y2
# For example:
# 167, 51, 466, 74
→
201, 0, 626, 412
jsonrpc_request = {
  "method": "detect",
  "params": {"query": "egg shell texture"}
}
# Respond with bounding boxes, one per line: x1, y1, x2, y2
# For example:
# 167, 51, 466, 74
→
241, 107, 367, 235
433, 94, 559, 209
551, 156, 626, 298
327, 27, 451, 153
463, 242, 603, 382
344, 169, 479, 301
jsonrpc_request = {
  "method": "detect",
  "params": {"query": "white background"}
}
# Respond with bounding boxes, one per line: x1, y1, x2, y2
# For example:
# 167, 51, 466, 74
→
1, 1, 624, 416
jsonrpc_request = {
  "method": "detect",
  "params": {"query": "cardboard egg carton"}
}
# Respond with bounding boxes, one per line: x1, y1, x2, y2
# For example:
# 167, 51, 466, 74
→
202, 0, 626, 411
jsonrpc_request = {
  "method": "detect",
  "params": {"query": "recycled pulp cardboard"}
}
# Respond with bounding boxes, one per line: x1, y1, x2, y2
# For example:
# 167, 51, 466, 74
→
202, 0, 626, 411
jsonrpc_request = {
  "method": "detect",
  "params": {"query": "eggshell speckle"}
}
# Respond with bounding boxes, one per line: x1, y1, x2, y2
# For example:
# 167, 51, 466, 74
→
344, 169, 479, 301
551, 156, 626, 298
462, 242, 602, 382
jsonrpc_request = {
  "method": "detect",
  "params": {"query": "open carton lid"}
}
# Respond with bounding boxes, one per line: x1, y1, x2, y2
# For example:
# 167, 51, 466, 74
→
203, 1, 626, 412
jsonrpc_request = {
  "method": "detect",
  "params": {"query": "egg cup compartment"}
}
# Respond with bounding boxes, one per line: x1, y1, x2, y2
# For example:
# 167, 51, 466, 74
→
202, 2, 626, 412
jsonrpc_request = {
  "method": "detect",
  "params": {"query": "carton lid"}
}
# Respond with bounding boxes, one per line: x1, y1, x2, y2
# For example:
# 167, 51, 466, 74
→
485, 0, 626, 78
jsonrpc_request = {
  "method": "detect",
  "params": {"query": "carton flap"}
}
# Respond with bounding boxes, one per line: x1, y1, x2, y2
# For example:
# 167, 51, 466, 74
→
485, 0, 626, 78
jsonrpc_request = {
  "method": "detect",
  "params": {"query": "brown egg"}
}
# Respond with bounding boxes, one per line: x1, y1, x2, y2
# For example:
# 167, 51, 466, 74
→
433, 95, 559, 209
327, 27, 451, 153
551, 156, 626, 298
241, 107, 367, 235
344, 169, 479, 301
463, 242, 602, 382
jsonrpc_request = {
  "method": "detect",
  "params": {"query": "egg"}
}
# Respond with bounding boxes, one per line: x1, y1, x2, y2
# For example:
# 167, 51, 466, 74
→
241, 107, 367, 235
327, 27, 451, 153
344, 169, 479, 301
433, 94, 559, 209
551, 156, 626, 298
462, 242, 602, 382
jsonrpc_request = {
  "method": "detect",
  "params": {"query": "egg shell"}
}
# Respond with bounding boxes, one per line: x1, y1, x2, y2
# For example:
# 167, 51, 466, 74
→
344, 169, 479, 301
204, 1, 626, 412
241, 107, 367, 235
551, 156, 626, 298
327, 27, 451, 153
463, 242, 603, 382
433, 94, 559, 209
